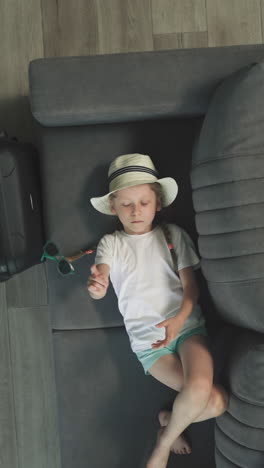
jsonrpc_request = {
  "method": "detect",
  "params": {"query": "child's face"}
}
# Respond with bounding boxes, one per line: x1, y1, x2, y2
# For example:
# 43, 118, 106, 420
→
109, 184, 161, 235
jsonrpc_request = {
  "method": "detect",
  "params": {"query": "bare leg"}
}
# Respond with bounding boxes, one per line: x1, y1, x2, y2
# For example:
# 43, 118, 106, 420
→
158, 382, 228, 455
148, 347, 229, 423
159, 384, 229, 425
155, 426, 192, 455
146, 335, 227, 468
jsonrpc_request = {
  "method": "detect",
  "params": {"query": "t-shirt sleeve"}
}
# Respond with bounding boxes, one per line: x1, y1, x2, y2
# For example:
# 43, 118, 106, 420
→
170, 225, 201, 271
95, 234, 114, 268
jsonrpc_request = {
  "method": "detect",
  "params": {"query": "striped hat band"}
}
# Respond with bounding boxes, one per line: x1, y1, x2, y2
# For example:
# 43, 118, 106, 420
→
108, 165, 158, 183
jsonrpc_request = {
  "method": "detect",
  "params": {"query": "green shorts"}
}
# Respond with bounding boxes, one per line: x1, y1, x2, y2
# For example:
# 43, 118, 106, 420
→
135, 326, 207, 375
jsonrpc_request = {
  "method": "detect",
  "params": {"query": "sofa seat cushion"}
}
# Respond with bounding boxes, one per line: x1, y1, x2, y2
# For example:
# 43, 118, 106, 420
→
38, 117, 203, 330
53, 327, 216, 468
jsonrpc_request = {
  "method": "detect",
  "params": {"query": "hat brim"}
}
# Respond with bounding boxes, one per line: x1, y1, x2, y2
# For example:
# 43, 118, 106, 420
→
90, 177, 178, 215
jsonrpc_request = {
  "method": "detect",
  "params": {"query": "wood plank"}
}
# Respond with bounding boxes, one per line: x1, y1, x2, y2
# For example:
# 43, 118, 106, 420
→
181, 31, 208, 48
154, 32, 182, 49
0, 283, 18, 468
261, 0, 264, 43
42, 0, 153, 57
207, 0, 262, 47
152, 0, 207, 35
154, 31, 208, 50
6, 263, 48, 309
0, 0, 43, 142
8, 306, 61, 468
41, 0, 99, 57
96, 0, 153, 53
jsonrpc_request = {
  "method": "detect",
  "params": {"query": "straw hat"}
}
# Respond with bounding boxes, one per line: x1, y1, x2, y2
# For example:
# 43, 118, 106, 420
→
90, 153, 178, 215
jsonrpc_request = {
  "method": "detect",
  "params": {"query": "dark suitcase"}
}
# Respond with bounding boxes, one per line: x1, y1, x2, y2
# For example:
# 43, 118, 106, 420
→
0, 133, 44, 281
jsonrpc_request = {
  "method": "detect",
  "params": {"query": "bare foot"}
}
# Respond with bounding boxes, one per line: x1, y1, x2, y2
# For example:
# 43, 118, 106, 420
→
158, 410, 192, 455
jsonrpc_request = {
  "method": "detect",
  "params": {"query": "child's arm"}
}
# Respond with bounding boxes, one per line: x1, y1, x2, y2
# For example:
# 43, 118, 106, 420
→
87, 263, 110, 300
176, 266, 200, 325
152, 266, 199, 349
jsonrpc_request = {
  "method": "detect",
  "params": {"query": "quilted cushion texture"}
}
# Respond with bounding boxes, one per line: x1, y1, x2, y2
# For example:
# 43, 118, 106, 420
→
191, 63, 264, 467
191, 61, 264, 332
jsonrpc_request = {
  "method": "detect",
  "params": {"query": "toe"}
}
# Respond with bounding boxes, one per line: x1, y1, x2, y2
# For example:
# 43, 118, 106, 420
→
158, 410, 169, 427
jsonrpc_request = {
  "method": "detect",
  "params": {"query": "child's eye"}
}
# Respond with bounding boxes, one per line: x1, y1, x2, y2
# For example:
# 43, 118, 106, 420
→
122, 203, 131, 207
141, 202, 149, 206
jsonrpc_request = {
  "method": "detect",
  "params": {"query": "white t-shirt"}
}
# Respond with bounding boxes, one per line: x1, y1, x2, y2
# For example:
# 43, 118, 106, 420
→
95, 224, 205, 352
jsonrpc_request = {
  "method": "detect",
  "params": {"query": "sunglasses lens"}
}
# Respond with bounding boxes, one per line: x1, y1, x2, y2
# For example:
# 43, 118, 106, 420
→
45, 242, 59, 257
58, 259, 73, 275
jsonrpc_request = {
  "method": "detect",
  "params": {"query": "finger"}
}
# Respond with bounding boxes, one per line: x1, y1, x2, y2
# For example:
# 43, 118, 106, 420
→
151, 341, 165, 349
94, 278, 108, 289
89, 279, 106, 289
98, 276, 109, 288
152, 344, 164, 350
87, 284, 99, 294
90, 264, 99, 276
88, 279, 105, 291
87, 281, 101, 290
155, 321, 167, 328
88, 275, 106, 286
90, 268, 108, 287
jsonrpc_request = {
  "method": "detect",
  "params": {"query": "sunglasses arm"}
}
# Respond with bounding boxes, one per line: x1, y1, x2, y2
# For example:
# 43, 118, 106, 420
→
65, 248, 95, 263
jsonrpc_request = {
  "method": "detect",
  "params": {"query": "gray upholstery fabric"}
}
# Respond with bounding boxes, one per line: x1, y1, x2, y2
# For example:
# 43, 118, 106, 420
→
193, 179, 264, 211
191, 61, 264, 468
29, 45, 264, 127
216, 413, 264, 451
215, 424, 264, 468
228, 393, 264, 428
28, 45, 264, 468
206, 280, 264, 333
53, 328, 216, 468
196, 204, 264, 235
198, 229, 264, 259
191, 62, 264, 332
191, 154, 264, 189
215, 329, 264, 466
191, 62, 264, 167
215, 448, 240, 468
37, 117, 202, 330
228, 330, 264, 408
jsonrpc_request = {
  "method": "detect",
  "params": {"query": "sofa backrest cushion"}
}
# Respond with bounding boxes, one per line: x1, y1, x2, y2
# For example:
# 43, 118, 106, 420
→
29, 45, 264, 127
191, 62, 264, 332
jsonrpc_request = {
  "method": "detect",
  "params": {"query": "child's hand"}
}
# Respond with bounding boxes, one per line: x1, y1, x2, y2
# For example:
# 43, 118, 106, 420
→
151, 315, 183, 349
87, 264, 109, 299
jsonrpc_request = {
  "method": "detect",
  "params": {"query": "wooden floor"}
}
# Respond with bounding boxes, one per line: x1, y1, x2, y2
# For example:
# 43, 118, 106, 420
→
1, 0, 264, 141
1, 1, 264, 467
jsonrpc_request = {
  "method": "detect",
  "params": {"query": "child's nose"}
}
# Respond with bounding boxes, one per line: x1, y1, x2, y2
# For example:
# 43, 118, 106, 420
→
132, 203, 141, 215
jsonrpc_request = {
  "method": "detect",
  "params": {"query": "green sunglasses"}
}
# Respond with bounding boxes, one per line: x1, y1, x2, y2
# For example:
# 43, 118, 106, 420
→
41, 241, 75, 276
41, 241, 96, 276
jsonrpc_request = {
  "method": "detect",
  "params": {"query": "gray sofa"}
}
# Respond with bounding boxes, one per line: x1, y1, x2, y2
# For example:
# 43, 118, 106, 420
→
28, 44, 264, 468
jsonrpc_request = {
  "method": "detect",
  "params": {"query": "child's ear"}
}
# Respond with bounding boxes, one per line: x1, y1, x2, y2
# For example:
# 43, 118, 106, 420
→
109, 199, 117, 215
156, 199, 162, 212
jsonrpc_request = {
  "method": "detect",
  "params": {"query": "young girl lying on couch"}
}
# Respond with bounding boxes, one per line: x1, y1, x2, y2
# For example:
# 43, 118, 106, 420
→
87, 153, 229, 468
